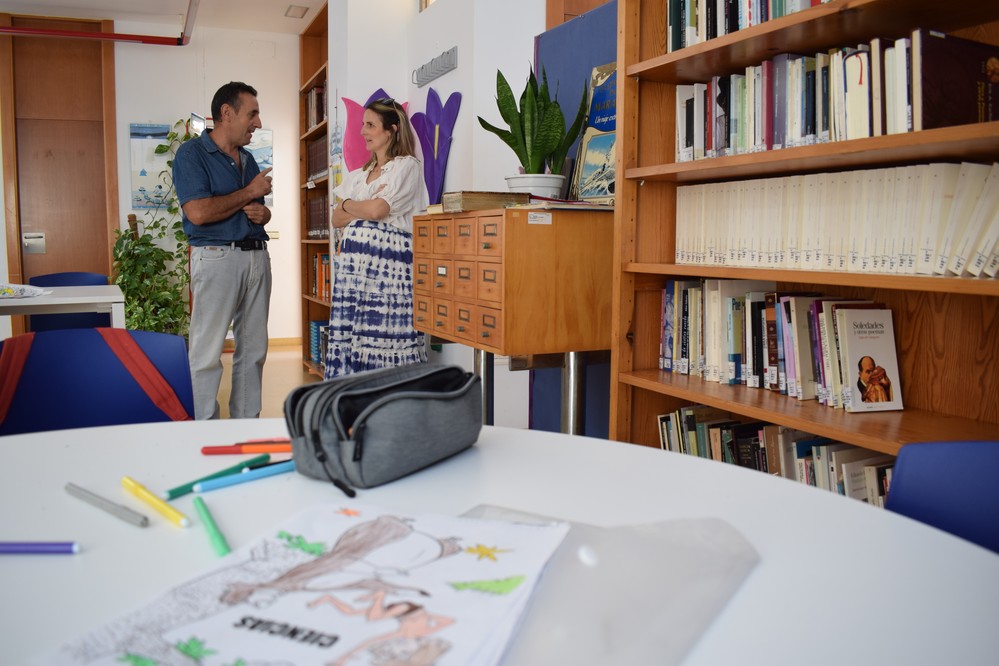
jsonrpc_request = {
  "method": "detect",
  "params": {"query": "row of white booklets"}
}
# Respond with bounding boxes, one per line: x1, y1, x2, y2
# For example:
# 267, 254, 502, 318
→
676, 28, 997, 161
660, 279, 904, 413
675, 161, 999, 278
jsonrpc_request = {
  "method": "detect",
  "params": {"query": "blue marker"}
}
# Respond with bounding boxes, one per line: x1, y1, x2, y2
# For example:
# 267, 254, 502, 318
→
193, 460, 296, 492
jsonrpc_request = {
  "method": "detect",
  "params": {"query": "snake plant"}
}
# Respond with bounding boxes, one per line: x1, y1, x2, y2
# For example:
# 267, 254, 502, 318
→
477, 66, 587, 175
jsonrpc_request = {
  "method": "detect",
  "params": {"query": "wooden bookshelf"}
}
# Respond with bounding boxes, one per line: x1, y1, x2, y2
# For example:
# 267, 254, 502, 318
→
611, 0, 999, 456
298, 3, 328, 377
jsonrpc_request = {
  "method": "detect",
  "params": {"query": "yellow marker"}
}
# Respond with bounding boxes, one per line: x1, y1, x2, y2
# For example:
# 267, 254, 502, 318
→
122, 476, 190, 528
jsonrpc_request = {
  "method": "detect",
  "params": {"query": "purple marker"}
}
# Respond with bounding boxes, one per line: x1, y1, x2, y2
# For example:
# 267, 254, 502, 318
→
0, 541, 80, 555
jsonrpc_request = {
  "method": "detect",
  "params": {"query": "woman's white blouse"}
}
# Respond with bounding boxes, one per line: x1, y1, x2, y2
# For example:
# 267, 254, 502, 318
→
333, 155, 425, 233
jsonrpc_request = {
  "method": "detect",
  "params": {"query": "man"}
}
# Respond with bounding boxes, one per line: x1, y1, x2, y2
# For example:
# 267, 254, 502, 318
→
174, 81, 273, 419
857, 355, 893, 403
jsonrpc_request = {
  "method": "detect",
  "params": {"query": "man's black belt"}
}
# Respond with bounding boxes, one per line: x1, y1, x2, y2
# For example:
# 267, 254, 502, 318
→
229, 239, 266, 250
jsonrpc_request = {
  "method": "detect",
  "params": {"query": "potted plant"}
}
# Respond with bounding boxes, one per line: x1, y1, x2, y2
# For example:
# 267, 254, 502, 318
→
477, 66, 587, 198
112, 118, 193, 337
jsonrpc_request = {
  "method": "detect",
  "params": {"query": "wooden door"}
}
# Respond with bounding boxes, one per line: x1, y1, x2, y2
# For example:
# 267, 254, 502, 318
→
1, 15, 118, 332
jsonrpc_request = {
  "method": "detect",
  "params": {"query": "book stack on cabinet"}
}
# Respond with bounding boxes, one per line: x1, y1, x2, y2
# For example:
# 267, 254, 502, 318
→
612, 0, 999, 459
298, 3, 329, 377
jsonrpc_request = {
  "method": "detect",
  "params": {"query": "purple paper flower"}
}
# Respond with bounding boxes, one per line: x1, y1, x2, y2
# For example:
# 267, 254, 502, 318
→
411, 88, 461, 205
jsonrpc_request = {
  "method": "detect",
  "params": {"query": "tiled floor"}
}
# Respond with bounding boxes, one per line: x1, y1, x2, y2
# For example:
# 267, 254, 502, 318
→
217, 345, 320, 419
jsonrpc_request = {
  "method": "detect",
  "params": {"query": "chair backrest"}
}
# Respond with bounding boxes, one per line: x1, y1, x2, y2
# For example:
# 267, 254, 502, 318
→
885, 441, 999, 555
27, 272, 112, 331
0, 328, 194, 435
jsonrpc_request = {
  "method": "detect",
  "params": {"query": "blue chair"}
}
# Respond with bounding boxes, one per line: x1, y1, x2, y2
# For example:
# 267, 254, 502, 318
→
28, 271, 112, 331
0, 328, 194, 435
885, 441, 999, 555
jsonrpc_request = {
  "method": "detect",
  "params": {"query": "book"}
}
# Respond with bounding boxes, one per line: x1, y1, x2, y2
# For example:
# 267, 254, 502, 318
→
714, 280, 775, 384
657, 413, 672, 450
680, 405, 730, 457
788, 294, 824, 401
911, 28, 999, 132
723, 421, 766, 469
892, 36, 911, 133
708, 419, 740, 462
791, 435, 832, 484
947, 162, 999, 275
813, 442, 853, 492
764, 291, 780, 390
697, 417, 739, 460
843, 49, 871, 140
440, 191, 530, 213
760, 423, 783, 476
836, 308, 903, 413
933, 162, 992, 274
660, 282, 676, 371
725, 295, 746, 385
869, 37, 890, 136
744, 291, 767, 388
711, 75, 730, 156
571, 62, 617, 205
864, 459, 895, 507
842, 453, 895, 501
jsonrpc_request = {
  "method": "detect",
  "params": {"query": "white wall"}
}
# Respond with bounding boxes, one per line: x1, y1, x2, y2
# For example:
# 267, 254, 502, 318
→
113, 22, 302, 341
405, 0, 546, 194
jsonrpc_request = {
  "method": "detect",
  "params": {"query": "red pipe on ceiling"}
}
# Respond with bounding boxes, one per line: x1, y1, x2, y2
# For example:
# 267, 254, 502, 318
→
0, 0, 200, 46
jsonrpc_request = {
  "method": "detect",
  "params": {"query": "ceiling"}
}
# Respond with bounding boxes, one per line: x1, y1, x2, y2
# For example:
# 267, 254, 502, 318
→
1, 0, 326, 35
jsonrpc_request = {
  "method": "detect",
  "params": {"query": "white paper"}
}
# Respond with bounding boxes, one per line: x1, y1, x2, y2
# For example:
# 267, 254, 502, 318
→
44, 502, 568, 666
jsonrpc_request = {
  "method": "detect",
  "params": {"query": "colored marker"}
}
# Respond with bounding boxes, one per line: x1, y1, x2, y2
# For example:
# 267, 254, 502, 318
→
192, 496, 231, 556
122, 476, 190, 527
161, 454, 272, 500
65, 482, 149, 527
193, 460, 296, 492
241, 437, 291, 444
0, 541, 79, 555
200, 443, 292, 455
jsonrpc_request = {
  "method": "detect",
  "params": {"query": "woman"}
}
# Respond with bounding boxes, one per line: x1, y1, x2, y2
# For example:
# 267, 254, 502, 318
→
325, 97, 427, 379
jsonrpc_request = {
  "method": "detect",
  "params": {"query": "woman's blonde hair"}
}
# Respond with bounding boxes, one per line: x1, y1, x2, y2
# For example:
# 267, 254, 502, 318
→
364, 97, 417, 170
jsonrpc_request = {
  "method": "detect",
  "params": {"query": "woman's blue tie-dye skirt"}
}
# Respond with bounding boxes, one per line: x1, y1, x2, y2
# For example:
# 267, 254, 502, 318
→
324, 220, 427, 379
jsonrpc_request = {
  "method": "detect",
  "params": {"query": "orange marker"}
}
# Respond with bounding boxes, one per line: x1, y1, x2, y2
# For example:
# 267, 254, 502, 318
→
201, 443, 292, 455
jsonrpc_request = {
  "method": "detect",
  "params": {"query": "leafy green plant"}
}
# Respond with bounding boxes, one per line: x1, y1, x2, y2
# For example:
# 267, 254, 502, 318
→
113, 119, 193, 337
477, 66, 587, 175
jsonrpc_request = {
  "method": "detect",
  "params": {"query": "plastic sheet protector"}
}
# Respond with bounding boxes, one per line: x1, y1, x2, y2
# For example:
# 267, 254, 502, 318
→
464, 505, 761, 666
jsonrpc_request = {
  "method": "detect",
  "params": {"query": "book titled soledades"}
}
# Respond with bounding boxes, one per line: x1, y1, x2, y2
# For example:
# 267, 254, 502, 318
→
851, 321, 887, 331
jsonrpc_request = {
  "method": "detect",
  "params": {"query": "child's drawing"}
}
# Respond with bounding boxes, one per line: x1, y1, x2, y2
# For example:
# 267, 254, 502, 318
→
49, 502, 568, 666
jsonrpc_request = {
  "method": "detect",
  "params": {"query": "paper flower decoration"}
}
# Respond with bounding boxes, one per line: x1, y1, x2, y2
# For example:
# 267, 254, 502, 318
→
411, 88, 461, 205
341, 89, 413, 172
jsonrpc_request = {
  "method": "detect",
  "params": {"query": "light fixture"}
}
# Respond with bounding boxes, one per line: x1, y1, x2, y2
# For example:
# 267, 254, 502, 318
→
284, 5, 309, 19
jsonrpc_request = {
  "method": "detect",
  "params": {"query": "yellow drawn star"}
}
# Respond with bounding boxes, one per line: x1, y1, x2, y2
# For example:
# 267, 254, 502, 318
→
464, 544, 511, 561
337, 508, 361, 517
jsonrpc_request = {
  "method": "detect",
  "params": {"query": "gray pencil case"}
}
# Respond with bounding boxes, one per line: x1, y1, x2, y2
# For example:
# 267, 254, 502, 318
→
284, 364, 482, 496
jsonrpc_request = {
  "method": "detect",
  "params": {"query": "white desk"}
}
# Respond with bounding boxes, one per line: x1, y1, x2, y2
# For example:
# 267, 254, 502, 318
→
0, 285, 126, 333
2, 420, 998, 665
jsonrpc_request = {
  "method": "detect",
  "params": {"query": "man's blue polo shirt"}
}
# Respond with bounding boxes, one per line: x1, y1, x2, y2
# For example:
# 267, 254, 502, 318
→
173, 129, 268, 246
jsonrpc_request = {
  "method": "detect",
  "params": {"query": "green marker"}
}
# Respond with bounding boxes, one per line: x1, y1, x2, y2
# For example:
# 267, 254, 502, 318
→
193, 496, 231, 557
161, 454, 271, 500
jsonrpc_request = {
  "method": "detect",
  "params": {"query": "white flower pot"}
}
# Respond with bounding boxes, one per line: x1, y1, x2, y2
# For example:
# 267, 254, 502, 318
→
505, 173, 566, 199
